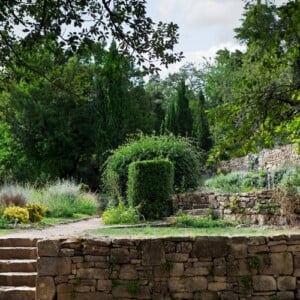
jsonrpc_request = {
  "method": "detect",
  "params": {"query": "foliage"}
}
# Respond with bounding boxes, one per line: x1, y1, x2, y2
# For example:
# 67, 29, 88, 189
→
165, 81, 193, 137
193, 90, 211, 152
76, 193, 98, 216
0, 0, 182, 74
26, 203, 47, 223
102, 201, 139, 225
204, 1, 300, 161
204, 171, 267, 193
0, 217, 9, 229
3, 206, 29, 224
0, 184, 33, 207
127, 159, 174, 220
279, 166, 300, 196
171, 214, 236, 228
41, 180, 98, 218
103, 134, 200, 197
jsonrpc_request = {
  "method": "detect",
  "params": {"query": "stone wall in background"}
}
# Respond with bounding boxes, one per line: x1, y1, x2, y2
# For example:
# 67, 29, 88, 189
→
220, 144, 300, 173
172, 190, 300, 226
37, 236, 300, 300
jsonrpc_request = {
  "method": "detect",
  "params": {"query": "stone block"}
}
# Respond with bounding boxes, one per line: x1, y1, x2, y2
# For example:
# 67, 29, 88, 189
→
253, 275, 276, 291
111, 247, 130, 264
227, 259, 250, 276
208, 282, 227, 291
38, 257, 71, 276
277, 276, 296, 291
112, 285, 151, 299
191, 237, 228, 258
83, 245, 110, 256
142, 240, 165, 266
228, 237, 248, 258
270, 244, 287, 252
57, 292, 112, 300
38, 240, 60, 257
276, 291, 295, 300
170, 263, 184, 276
36, 276, 56, 300
165, 253, 189, 262
221, 291, 239, 300
97, 279, 112, 291
119, 265, 138, 280
258, 253, 293, 275
168, 276, 207, 292
77, 268, 108, 279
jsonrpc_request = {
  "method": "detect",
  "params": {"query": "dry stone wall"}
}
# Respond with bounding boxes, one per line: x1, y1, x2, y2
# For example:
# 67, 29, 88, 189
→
36, 236, 300, 300
172, 190, 300, 226
220, 144, 300, 173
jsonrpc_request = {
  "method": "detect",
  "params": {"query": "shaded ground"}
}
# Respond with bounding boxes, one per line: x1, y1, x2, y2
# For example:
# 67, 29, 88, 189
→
2, 217, 103, 239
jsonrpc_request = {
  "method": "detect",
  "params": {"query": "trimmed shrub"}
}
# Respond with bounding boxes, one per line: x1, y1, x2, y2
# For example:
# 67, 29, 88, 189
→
26, 203, 47, 223
103, 134, 199, 198
102, 201, 139, 224
127, 159, 174, 220
3, 206, 29, 224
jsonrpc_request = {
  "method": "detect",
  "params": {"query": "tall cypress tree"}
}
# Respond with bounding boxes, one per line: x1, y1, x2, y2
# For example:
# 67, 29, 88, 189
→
176, 81, 193, 137
194, 90, 211, 151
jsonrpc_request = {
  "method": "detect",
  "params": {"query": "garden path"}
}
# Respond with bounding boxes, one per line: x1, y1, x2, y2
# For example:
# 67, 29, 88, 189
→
2, 217, 103, 239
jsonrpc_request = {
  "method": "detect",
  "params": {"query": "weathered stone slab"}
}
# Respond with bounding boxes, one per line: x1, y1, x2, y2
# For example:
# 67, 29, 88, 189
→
38, 257, 71, 276
36, 276, 56, 300
191, 237, 228, 258
142, 240, 165, 266
38, 240, 60, 257
253, 275, 276, 291
258, 253, 293, 275
277, 276, 296, 291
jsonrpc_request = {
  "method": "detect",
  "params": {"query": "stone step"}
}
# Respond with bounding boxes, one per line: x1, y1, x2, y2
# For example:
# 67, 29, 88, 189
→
0, 247, 37, 259
0, 259, 36, 272
0, 238, 38, 248
0, 286, 35, 300
0, 272, 37, 287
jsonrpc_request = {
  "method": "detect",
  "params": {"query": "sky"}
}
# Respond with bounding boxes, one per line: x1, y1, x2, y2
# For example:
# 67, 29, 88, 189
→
146, 0, 287, 76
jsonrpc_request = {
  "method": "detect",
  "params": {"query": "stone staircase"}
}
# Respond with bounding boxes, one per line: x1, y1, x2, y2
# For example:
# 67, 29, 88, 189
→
0, 238, 38, 300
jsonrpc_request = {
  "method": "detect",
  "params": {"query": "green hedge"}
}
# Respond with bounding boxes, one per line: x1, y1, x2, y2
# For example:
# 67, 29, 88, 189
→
127, 159, 174, 220
102, 134, 199, 198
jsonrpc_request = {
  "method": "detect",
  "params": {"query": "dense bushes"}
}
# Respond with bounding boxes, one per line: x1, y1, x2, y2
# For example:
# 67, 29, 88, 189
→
204, 166, 300, 194
127, 159, 174, 220
102, 134, 199, 198
204, 171, 267, 193
0, 180, 99, 225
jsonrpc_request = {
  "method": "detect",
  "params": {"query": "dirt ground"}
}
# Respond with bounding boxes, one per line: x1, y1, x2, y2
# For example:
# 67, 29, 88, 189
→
2, 217, 103, 239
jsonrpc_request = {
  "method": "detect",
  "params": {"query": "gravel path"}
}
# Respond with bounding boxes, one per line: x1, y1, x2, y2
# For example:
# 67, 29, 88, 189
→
2, 217, 103, 239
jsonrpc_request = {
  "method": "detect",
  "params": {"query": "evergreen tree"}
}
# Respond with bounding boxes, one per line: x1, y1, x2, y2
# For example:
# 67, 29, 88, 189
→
165, 99, 178, 135
194, 90, 211, 151
176, 81, 193, 137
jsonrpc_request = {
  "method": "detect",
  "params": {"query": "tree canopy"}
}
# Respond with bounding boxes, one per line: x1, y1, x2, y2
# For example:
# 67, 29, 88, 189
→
0, 0, 183, 73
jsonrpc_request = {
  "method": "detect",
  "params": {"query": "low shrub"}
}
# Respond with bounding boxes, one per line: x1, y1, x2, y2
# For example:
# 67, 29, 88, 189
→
0, 184, 33, 207
102, 134, 199, 198
279, 166, 300, 196
3, 206, 29, 224
0, 217, 9, 229
76, 193, 98, 215
204, 171, 267, 193
41, 180, 98, 218
127, 159, 174, 220
26, 203, 47, 223
102, 201, 139, 225
172, 214, 236, 228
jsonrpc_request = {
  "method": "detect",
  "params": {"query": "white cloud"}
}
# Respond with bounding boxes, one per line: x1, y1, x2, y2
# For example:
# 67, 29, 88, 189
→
158, 41, 246, 78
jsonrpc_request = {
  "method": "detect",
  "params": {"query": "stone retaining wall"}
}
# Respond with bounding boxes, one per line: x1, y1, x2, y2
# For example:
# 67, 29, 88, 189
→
172, 190, 300, 226
220, 144, 300, 173
36, 236, 300, 300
